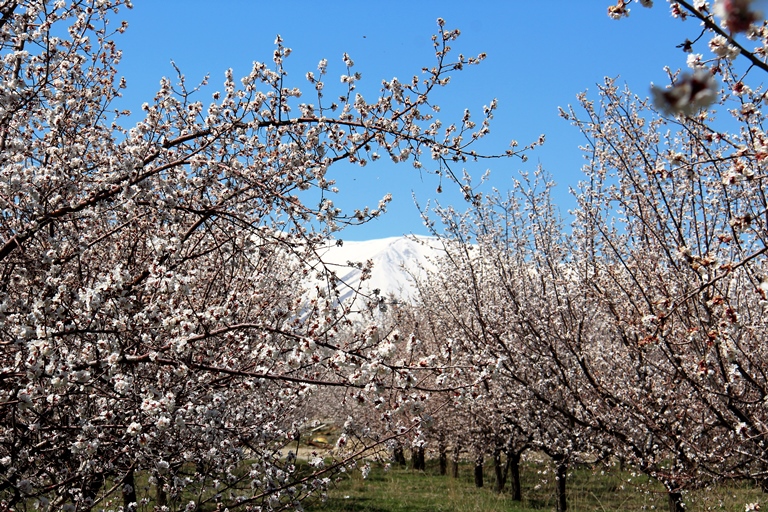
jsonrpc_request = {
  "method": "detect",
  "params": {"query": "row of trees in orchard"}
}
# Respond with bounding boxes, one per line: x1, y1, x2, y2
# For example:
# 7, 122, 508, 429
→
3, 0, 768, 511
396, 1, 768, 511
0, 2, 535, 511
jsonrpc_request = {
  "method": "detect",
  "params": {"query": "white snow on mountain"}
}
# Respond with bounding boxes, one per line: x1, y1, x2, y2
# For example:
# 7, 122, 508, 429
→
314, 236, 443, 307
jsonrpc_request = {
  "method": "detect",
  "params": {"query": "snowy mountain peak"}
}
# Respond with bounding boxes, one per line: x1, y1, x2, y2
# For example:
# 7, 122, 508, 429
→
315, 236, 441, 305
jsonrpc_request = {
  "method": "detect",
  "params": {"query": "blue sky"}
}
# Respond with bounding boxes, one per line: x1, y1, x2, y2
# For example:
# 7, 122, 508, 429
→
116, 2, 690, 240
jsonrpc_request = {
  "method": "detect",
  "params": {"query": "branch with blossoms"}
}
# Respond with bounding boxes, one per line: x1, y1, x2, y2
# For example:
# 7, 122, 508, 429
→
609, 0, 768, 116
62, 334, 481, 394
0, 16, 535, 261
675, 0, 768, 73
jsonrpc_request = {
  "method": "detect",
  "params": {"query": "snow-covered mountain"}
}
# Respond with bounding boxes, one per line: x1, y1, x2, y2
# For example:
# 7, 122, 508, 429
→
314, 236, 443, 306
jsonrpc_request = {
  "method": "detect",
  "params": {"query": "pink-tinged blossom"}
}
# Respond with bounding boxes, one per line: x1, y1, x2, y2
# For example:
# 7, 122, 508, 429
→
652, 69, 718, 115
713, 0, 762, 32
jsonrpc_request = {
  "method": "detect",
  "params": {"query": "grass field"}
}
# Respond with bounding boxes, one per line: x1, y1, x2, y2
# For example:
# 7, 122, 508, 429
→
12, 453, 763, 511
306, 457, 765, 512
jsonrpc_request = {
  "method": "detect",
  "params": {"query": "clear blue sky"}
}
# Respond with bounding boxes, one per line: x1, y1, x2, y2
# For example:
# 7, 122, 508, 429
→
115, 2, 689, 240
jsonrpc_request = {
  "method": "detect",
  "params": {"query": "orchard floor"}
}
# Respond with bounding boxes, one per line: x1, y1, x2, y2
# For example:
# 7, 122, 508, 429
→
305, 458, 764, 512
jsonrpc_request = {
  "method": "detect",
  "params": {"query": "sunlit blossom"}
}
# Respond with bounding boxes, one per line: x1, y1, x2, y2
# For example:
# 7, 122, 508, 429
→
709, 34, 741, 59
126, 422, 142, 436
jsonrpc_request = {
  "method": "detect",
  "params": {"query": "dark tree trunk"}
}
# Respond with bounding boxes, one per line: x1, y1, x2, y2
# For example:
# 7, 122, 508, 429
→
667, 488, 685, 512
493, 446, 505, 493
411, 446, 425, 471
155, 473, 167, 508
451, 444, 460, 478
554, 456, 567, 512
474, 454, 484, 488
393, 444, 406, 467
507, 449, 522, 501
122, 469, 137, 509
83, 471, 106, 508
438, 437, 447, 475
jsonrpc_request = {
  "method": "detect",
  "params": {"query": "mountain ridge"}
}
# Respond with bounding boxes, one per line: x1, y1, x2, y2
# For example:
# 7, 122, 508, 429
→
315, 235, 442, 306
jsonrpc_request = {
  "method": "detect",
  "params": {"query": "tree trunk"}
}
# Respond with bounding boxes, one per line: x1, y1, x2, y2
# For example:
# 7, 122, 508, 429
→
507, 449, 522, 501
667, 488, 685, 512
155, 473, 167, 508
493, 446, 505, 493
411, 446, 425, 471
451, 444, 460, 478
393, 444, 406, 467
122, 469, 137, 510
83, 471, 105, 508
438, 437, 447, 476
474, 454, 484, 488
554, 456, 567, 512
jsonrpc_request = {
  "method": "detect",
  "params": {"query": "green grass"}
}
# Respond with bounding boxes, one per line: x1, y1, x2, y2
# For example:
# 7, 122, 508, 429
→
11, 453, 764, 511
306, 458, 766, 512
308, 463, 526, 512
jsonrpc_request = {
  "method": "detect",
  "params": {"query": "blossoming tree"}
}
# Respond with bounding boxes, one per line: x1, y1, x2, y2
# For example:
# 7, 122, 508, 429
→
0, 2, 528, 510
409, 168, 606, 512
571, 0, 768, 509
